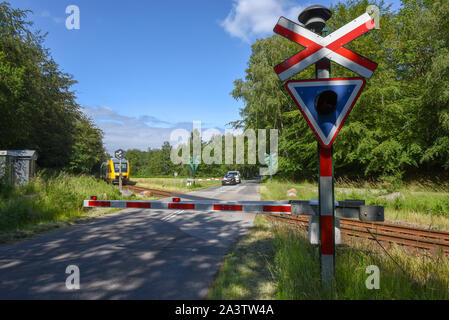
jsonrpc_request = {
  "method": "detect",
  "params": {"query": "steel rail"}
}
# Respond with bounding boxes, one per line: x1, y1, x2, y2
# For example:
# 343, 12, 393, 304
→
266, 214, 449, 255
122, 185, 176, 197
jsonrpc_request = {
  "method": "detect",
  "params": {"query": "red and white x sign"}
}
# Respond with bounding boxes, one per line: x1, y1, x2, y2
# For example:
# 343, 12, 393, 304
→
273, 13, 377, 81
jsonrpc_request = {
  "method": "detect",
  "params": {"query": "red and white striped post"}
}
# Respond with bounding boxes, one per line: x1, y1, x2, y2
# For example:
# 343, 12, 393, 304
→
298, 5, 335, 286
316, 46, 335, 287
318, 145, 335, 285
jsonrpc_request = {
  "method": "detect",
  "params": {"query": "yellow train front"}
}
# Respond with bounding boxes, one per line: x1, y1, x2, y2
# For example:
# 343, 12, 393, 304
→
100, 158, 130, 185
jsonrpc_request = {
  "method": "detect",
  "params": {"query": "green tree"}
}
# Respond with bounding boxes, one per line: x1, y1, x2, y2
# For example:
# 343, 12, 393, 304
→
160, 141, 174, 175
69, 116, 107, 174
0, 2, 104, 171
126, 149, 148, 176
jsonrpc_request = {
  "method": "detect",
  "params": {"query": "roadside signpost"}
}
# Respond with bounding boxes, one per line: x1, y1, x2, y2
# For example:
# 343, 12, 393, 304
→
265, 152, 278, 182
115, 149, 126, 191
273, 5, 378, 286
189, 155, 200, 186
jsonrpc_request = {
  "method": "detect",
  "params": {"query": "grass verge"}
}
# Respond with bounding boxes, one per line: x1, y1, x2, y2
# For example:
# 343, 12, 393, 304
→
208, 215, 277, 299
133, 177, 221, 193
208, 215, 449, 300
260, 179, 449, 231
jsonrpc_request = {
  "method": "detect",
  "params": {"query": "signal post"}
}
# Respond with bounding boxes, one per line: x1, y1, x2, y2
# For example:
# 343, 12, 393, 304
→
298, 5, 336, 287
273, 5, 378, 286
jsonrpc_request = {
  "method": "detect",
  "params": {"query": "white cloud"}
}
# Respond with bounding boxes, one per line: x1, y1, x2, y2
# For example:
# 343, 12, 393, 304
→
221, 0, 305, 42
53, 17, 64, 24
40, 10, 51, 18
37, 10, 64, 24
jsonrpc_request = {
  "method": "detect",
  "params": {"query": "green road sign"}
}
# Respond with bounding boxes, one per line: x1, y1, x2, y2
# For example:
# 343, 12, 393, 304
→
265, 153, 278, 181
189, 155, 200, 170
265, 152, 278, 168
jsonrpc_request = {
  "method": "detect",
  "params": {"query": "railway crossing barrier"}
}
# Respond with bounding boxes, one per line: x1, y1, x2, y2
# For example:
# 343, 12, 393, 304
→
85, 198, 383, 220
84, 197, 383, 246
186, 178, 231, 182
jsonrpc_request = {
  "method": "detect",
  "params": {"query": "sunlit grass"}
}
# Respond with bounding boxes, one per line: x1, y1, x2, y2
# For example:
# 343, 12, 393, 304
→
208, 216, 277, 300
133, 177, 221, 193
260, 179, 449, 231
273, 222, 449, 299
209, 215, 449, 300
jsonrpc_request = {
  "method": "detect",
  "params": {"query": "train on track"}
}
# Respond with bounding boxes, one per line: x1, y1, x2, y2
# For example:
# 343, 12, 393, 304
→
100, 158, 130, 185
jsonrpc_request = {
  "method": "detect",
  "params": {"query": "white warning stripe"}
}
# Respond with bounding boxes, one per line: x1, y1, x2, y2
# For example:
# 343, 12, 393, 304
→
187, 178, 231, 181
274, 13, 377, 80
84, 200, 292, 213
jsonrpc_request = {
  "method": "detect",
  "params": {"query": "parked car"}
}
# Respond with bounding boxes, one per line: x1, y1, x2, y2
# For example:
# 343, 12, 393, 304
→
222, 172, 237, 185
227, 171, 241, 183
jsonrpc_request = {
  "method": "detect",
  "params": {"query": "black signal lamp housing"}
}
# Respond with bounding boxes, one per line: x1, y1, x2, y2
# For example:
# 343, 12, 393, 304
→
314, 90, 338, 115
298, 5, 332, 33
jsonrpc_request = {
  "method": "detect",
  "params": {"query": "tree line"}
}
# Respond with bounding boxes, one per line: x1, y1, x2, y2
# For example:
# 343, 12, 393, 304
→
126, 134, 261, 179
0, 2, 106, 174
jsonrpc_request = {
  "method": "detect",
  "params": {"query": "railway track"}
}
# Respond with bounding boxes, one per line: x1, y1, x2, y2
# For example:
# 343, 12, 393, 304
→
267, 214, 449, 256
122, 185, 177, 198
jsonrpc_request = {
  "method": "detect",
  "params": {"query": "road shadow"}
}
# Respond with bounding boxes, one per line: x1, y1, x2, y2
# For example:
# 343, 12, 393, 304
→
0, 208, 255, 299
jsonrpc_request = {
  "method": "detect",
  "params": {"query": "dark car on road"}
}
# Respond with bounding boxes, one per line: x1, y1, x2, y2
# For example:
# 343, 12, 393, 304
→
222, 173, 237, 185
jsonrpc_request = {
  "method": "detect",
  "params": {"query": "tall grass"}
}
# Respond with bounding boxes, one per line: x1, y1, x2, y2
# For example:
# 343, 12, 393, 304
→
260, 179, 449, 230
0, 172, 128, 232
273, 223, 449, 299
209, 215, 449, 300
208, 216, 277, 300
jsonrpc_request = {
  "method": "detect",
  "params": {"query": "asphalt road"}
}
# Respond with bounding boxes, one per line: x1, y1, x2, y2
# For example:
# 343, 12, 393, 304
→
0, 180, 260, 299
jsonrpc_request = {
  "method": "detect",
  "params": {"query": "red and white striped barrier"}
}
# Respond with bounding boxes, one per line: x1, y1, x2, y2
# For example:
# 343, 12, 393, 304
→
186, 178, 231, 181
84, 199, 291, 213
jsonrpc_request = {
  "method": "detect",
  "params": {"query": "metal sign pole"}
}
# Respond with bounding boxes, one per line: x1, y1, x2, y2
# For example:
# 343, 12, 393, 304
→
269, 154, 272, 182
318, 143, 335, 286
316, 42, 335, 289
293, 6, 335, 287
119, 158, 122, 191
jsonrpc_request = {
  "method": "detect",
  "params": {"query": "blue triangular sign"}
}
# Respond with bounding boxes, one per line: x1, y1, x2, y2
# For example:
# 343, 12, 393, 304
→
285, 78, 365, 147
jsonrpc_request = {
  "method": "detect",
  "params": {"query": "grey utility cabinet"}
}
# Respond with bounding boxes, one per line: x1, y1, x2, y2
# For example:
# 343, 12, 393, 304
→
0, 150, 38, 185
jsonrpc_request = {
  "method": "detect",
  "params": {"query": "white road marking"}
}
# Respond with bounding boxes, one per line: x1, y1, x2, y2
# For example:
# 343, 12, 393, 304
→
161, 210, 184, 221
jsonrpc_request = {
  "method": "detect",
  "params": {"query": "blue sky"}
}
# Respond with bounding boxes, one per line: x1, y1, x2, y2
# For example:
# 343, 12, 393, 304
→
8, 0, 401, 154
